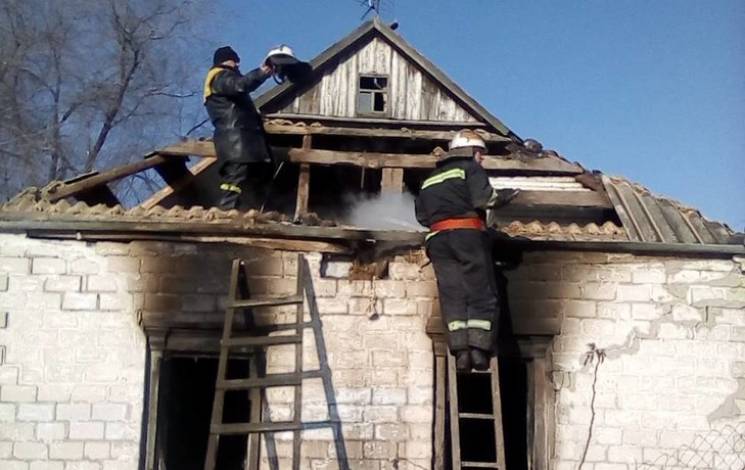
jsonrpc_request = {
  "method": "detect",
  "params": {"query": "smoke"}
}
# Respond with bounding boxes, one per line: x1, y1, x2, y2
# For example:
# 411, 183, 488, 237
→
340, 191, 426, 231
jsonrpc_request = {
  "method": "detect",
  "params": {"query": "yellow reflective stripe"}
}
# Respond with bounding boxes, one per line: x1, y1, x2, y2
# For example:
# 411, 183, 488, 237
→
219, 183, 242, 194
421, 168, 465, 190
203, 67, 225, 103
447, 320, 467, 332
425, 231, 440, 242
467, 319, 492, 331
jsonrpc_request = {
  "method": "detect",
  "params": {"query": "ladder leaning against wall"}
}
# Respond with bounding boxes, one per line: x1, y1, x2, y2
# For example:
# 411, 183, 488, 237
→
203, 254, 346, 470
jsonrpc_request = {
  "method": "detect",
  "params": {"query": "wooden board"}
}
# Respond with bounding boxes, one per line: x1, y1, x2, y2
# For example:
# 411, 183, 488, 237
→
47, 154, 178, 201
263, 122, 510, 142
381, 168, 404, 192
139, 157, 217, 210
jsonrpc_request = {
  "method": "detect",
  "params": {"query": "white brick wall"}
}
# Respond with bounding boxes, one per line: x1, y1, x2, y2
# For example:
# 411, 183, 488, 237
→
511, 251, 745, 470
0, 235, 145, 470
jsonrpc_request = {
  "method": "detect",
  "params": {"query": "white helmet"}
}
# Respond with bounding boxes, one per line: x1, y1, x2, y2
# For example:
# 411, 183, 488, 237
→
265, 44, 297, 64
449, 130, 486, 151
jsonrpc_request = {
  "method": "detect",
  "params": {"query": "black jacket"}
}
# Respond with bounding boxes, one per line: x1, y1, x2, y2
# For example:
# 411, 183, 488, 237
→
415, 154, 496, 228
203, 65, 271, 163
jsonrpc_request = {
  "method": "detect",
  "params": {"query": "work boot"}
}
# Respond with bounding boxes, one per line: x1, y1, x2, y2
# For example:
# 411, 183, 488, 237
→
455, 350, 472, 371
470, 348, 490, 371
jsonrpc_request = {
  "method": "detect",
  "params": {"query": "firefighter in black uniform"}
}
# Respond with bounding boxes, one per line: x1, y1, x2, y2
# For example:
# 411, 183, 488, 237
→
203, 46, 274, 210
415, 130, 518, 371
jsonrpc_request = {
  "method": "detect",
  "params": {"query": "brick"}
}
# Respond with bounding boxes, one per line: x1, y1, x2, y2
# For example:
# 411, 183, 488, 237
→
363, 441, 397, 459
69, 258, 100, 274
62, 293, 97, 310
92, 404, 127, 422
0, 385, 36, 402
32, 258, 66, 274
56, 404, 91, 421
382, 299, 417, 315
580, 282, 617, 300
1, 257, 30, 273
99, 294, 128, 311
17, 404, 54, 422
95, 242, 130, 255
70, 422, 104, 440
104, 423, 138, 440
86, 275, 118, 292
49, 442, 84, 460
564, 300, 596, 318
607, 445, 642, 463
323, 261, 352, 278
372, 350, 407, 368
36, 423, 66, 441
106, 256, 140, 273
0, 423, 35, 441
143, 294, 182, 312
374, 423, 409, 441
335, 388, 371, 405
363, 406, 399, 423
404, 280, 436, 298
389, 262, 421, 280
84, 442, 110, 459
30, 462, 64, 470
44, 275, 81, 292
0, 461, 29, 470
400, 405, 431, 423
632, 268, 666, 284
316, 298, 348, 314
0, 403, 15, 422
631, 303, 658, 320
372, 388, 407, 405
13, 442, 47, 459
617, 285, 651, 301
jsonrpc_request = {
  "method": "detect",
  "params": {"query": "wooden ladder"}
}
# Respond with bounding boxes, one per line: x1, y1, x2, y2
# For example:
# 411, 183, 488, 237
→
447, 354, 506, 469
203, 254, 329, 470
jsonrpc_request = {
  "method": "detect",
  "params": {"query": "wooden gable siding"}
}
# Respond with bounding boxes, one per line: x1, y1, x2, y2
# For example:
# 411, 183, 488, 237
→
278, 36, 479, 123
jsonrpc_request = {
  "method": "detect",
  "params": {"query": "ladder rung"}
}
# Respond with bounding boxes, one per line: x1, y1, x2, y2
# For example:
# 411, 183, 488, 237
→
222, 335, 301, 348
212, 421, 303, 434
255, 321, 313, 333
229, 295, 304, 309
461, 462, 500, 468
459, 412, 495, 420
218, 373, 301, 390
217, 370, 324, 390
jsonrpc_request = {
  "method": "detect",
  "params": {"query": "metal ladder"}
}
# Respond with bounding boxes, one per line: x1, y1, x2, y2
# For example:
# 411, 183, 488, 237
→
447, 354, 506, 469
203, 254, 339, 470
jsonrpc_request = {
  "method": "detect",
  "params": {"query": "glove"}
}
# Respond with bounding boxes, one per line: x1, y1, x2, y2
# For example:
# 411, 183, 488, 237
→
487, 188, 520, 209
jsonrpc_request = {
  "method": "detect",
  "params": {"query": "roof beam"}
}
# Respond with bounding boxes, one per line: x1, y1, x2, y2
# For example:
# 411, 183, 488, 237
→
156, 141, 583, 174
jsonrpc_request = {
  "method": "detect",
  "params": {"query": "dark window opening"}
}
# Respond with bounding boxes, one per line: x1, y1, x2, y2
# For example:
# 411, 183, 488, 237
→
157, 356, 252, 470
446, 359, 529, 469
357, 75, 388, 114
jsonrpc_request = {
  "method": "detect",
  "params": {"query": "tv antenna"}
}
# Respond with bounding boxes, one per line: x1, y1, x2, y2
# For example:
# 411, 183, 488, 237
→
359, 0, 382, 19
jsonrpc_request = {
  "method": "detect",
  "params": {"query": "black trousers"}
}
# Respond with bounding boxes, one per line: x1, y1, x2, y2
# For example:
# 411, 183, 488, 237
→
218, 161, 271, 210
427, 229, 499, 352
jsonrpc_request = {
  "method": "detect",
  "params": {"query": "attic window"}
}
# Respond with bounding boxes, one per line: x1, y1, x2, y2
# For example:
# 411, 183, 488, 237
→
357, 75, 388, 114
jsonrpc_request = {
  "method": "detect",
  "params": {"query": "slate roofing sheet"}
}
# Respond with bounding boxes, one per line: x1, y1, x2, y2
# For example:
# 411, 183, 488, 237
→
602, 176, 737, 245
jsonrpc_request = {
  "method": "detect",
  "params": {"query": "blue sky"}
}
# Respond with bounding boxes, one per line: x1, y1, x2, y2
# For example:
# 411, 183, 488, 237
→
212, 0, 744, 230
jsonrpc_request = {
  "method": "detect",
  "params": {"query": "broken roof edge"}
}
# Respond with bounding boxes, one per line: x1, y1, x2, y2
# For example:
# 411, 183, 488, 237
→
602, 175, 742, 245
0, 217, 742, 258
255, 18, 519, 140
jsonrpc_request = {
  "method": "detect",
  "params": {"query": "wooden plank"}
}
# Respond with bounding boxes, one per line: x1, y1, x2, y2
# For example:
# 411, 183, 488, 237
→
263, 122, 510, 142
139, 157, 217, 210
74, 185, 121, 207
294, 163, 311, 220
144, 350, 163, 470
434, 349, 447, 470
264, 112, 488, 128
47, 154, 177, 201
381, 168, 404, 193
448, 354, 462, 470
490, 357, 506, 470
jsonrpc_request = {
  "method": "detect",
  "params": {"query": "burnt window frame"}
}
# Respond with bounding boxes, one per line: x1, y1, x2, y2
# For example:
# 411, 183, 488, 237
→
356, 74, 389, 116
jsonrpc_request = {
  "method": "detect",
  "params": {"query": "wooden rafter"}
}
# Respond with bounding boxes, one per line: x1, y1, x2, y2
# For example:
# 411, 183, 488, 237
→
156, 141, 584, 174
139, 157, 217, 210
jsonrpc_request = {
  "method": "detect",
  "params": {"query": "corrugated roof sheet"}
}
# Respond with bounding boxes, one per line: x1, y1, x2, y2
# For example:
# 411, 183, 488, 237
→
602, 176, 737, 245
500, 220, 626, 241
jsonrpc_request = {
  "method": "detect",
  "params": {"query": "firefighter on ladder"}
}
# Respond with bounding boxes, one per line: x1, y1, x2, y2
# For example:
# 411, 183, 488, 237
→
203, 46, 274, 210
415, 130, 519, 371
